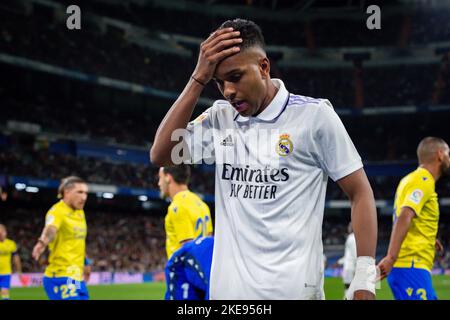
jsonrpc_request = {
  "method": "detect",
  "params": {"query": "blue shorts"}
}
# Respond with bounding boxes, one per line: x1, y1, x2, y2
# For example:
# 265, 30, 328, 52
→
43, 277, 89, 300
0, 275, 11, 290
387, 267, 438, 300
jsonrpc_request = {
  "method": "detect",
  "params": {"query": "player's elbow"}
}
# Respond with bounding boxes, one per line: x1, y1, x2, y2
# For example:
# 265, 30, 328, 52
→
150, 146, 163, 167
150, 145, 170, 167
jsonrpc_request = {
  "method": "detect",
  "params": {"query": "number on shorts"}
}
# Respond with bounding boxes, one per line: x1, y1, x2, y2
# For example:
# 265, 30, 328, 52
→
416, 288, 427, 300
181, 282, 189, 299
60, 284, 77, 299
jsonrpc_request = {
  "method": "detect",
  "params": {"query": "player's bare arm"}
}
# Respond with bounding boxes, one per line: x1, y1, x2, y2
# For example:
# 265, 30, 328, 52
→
32, 225, 57, 261
150, 27, 242, 166
377, 207, 415, 280
337, 168, 378, 300
13, 254, 22, 275
84, 264, 92, 283
435, 238, 444, 253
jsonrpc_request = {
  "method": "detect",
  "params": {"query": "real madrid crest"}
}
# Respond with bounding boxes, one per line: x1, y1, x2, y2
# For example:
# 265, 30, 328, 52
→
276, 133, 293, 156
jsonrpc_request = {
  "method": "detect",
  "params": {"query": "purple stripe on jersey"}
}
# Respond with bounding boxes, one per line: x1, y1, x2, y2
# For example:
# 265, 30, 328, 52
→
289, 94, 321, 105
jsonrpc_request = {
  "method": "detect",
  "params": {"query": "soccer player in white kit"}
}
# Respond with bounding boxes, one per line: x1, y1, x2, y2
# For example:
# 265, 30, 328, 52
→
151, 19, 378, 300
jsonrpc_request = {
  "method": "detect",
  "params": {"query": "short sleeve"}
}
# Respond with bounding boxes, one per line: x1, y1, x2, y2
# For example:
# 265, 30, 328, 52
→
11, 241, 18, 255
183, 107, 215, 164
170, 204, 195, 243
398, 180, 432, 216
314, 100, 363, 181
45, 206, 63, 230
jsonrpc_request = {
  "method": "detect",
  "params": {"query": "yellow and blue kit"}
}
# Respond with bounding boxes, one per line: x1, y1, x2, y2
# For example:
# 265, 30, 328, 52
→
42, 200, 89, 300
0, 238, 18, 295
388, 167, 439, 300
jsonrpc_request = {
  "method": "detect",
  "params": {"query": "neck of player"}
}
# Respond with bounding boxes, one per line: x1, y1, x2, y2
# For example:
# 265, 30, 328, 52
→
169, 184, 188, 199
419, 163, 441, 182
254, 79, 278, 117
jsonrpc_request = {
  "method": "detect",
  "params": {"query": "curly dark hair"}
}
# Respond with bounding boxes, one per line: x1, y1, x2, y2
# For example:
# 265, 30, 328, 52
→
219, 18, 265, 51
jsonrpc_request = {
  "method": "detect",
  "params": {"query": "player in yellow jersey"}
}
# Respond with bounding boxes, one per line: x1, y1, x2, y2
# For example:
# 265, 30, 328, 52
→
378, 137, 450, 300
32, 176, 90, 300
0, 224, 23, 300
158, 165, 214, 299
159, 165, 213, 259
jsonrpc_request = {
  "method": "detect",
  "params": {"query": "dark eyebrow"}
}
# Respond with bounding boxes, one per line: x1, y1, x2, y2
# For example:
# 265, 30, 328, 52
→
224, 68, 242, 76
213, 69, 242, 82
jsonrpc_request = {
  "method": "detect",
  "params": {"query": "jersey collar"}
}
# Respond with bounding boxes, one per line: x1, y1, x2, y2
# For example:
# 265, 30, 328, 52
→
172, 189, 190, 202
235, 78, 290, 123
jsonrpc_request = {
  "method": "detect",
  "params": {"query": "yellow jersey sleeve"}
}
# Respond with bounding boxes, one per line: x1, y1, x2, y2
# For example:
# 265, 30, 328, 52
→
45, 206, 64, 230
170, 204, 195, 242
398, 178, 432, 216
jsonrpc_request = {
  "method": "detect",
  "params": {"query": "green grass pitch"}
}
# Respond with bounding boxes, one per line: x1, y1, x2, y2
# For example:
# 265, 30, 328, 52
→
8, 276, 450, 300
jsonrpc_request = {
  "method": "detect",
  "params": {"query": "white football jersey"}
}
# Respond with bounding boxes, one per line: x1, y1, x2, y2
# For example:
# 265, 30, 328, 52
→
184, 79, 362, 299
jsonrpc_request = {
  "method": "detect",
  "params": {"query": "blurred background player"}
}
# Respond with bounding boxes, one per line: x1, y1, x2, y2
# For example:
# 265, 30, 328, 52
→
158, 165, 213, 300
337, 222, 357, 298
31, 176, 90, 300
378, 137, 450, 300
0, 224, 23, 300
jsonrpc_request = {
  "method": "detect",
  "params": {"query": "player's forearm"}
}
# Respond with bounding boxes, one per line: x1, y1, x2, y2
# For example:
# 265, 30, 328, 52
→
350, 188, 378, 258
150, 78, 204, 166
39, 225, 57, 245
13, 256, 22, 274
338, 170, 378, 258
386, 213, 413, 261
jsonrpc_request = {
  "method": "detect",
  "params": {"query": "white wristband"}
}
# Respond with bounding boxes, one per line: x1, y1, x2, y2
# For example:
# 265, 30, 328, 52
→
345, 256, 377, 300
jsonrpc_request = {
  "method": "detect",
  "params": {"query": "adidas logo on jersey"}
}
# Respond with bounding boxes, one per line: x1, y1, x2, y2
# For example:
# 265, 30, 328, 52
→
220, 135, 234, 146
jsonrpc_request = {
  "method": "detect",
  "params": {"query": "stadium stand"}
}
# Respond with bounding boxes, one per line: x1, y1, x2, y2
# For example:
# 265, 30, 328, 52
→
0, 0, 449, 291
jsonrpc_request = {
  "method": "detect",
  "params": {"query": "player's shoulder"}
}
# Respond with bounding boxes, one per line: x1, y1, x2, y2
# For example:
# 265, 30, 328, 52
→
287, 94, 332, 111
186, 190, 206, 204
400, 169, 435, 196
48, 201, 63, 213
188, 100, 234, 126
211, 99, 236, 118
5, 238, 16, 247
285, 95, 336, 125
47, 200, 69, 216
169, 196, 188, 215
403, 168, 433, 187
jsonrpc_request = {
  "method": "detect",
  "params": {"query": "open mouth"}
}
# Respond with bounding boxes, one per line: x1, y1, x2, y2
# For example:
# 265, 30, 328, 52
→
232, 100, 249, 113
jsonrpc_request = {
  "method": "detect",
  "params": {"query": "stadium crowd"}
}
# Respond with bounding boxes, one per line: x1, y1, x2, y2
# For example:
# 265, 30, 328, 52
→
0, 139, 215, 196
1, 0, 450, 281
1, 207, 449, 274
1, 5, 449, 110
2, 130, 450, 199
52, 0, 450, 47
1, 208, 167, 274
